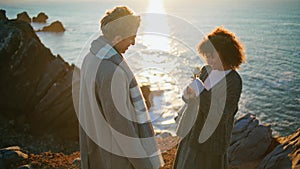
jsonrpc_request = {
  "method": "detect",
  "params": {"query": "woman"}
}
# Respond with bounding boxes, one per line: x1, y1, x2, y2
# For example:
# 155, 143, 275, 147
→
174, 27, 246, 169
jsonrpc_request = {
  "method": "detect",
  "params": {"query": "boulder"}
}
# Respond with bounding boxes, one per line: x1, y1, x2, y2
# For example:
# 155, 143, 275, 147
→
260, 128, 300, 169
16, 11, 31, 23
0, 12, 78, 140
141, 85, 152, 109
17, 164, 32, 169
228, 114, 273, 168
156, 132, 172, 138
38, 21, 65, 32
73, 157, 81, 167
0, 146, 28, 168
32, 12, 48, 23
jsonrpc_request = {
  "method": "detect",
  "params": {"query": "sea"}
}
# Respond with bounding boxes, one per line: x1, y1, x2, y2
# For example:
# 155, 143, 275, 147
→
1, 0, 299, 137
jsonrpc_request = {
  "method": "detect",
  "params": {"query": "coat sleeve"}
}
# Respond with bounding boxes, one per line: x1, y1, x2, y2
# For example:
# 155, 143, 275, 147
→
95, 60, 160, 169
223, 71, 242, 115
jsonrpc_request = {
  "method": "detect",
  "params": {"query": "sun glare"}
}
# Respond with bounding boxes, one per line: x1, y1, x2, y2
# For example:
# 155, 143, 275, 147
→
147, 0, 165, 14
141, 0, 170, 52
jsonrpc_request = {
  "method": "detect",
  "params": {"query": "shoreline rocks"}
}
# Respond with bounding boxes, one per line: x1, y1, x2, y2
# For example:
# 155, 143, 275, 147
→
229, 114, 273, 167
141, 85, 152, 109
37, 20, 65, 32
13, 10, 66, 32
260, 128, 300, 169
32, 12, 48, 23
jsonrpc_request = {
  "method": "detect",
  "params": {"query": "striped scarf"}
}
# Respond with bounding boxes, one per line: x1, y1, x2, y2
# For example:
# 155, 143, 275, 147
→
91, 36, 150, 124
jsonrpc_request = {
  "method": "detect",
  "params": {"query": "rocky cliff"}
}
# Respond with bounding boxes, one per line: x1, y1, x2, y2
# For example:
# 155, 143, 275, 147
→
229, 115, 300, 169
0, 10, 78, 140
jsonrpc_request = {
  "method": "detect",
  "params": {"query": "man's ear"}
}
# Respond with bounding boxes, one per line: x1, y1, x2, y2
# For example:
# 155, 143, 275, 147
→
112, 35, 122, 45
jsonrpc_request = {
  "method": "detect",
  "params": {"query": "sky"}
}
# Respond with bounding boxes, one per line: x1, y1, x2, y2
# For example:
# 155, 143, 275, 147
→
0, 0, 294, 4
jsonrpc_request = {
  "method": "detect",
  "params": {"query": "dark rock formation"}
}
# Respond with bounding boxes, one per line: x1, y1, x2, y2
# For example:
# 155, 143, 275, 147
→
228, 113, 300, 169
0, 146, 28, 169
141, 85, 152, 109
229, 114, 273, 167
0, 11, 78, 140
32, 12, 48, 23
0, 9, 8, 21
73, 157, 81, 167
260, 128, 300, 169
16, 11, 31, 23
17, 164, 31, 169
38, 21, 65, 32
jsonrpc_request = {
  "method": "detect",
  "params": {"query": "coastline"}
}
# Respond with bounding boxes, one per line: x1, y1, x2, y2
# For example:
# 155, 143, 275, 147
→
0, 10, 299, 169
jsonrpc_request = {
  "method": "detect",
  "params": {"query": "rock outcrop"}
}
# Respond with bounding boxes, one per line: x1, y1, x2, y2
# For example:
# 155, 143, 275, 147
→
229, 114, 273, 167
38, 21, 65, 32
32, 12, 48, 23
0, 146, 28, 169
17, 164, 31, 169
0, 11, 77, 140
228, 114, 300, 169
140, 85, 152, 109
0, 9, 8, 21
16, 11, 31, 23
260, 128, 300, 169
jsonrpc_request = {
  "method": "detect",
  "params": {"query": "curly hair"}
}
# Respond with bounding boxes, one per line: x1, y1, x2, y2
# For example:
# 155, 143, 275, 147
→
100, 6, 141, 41
198, 26, 246, 70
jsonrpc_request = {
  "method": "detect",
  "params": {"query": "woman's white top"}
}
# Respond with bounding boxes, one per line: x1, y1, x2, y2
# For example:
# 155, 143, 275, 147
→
183, 69, 232, 99
204, 69, 232, 90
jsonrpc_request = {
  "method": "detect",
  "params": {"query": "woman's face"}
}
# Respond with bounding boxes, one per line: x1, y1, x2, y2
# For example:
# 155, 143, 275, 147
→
205, 51, 225, 70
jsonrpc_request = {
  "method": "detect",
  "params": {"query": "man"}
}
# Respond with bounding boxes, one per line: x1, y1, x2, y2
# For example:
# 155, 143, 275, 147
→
78, 6, 164, 169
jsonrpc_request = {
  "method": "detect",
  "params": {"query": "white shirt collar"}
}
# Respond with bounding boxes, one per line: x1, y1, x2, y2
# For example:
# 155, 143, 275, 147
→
204, 69, 232, 90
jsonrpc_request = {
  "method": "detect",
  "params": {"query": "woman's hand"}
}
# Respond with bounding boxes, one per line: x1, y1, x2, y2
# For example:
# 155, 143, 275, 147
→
183, 78, 205, 100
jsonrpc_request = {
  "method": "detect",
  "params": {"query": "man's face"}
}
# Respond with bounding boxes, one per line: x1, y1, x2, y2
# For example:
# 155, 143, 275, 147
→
114, 35, 136, 54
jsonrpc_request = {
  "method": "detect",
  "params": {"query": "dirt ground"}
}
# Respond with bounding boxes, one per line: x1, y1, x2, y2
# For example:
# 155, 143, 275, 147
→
0, 115, 178, 169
